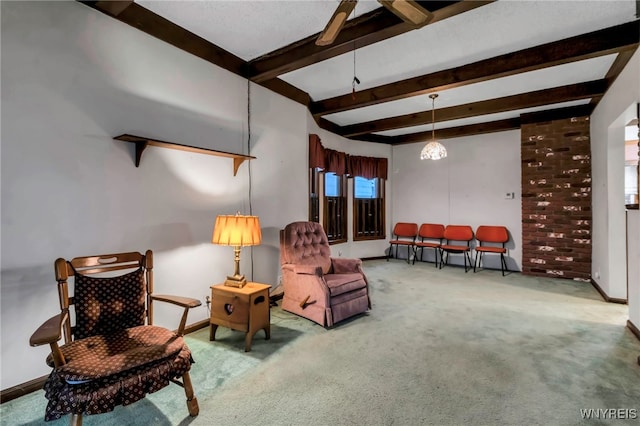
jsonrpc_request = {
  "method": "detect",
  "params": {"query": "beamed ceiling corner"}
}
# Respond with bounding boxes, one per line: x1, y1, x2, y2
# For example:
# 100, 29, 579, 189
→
82, 1, 639, 146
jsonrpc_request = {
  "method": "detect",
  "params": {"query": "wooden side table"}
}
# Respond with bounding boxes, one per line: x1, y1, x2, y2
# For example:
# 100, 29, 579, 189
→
209, 282, 271, 352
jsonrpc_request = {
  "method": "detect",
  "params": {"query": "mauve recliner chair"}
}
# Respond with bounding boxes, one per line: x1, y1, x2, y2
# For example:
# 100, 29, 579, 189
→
280, 221, 371, 327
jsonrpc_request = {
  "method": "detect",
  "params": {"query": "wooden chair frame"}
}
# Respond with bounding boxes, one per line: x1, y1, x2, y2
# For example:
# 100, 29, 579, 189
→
30, 250, 201, 425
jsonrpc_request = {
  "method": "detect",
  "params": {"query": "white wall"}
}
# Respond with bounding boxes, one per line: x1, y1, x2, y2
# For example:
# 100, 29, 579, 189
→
391, 131, 523, 270
3, 0, 638, 393
0, 1, 396, 390
590, 48, 640, 300
628, 211, 640, 329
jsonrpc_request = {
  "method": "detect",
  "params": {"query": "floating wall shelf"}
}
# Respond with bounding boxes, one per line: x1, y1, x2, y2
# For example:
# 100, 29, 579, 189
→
114, 134, 255, 176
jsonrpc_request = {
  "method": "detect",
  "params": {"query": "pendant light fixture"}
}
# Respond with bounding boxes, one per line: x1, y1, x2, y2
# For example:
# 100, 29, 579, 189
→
420, 94, 447, 160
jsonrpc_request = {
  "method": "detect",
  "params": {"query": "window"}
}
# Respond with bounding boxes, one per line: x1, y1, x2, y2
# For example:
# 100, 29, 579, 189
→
353, 177, 385, 240
323, 172, 347, 244
309, 168, 320, 222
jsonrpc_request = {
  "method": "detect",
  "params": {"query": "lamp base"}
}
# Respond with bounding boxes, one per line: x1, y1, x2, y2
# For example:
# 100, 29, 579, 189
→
224, 274, 247, 288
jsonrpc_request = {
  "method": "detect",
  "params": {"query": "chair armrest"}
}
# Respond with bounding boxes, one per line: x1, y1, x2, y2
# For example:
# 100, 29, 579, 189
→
151, 295, 201, 336
331, 257, 362, 273
30, 312, 68, 367
151, 294, 202, 309
282, 264, 323, 276
281, 267, 331, 308
30, 312, 67, 347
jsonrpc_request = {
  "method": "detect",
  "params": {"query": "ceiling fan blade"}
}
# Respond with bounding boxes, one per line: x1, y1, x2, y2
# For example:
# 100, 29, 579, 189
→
378, 0, 433, 28
316, 0, 358, 46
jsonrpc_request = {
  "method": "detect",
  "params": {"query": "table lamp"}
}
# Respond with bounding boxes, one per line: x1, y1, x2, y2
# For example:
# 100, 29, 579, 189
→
212, 213, 262, 288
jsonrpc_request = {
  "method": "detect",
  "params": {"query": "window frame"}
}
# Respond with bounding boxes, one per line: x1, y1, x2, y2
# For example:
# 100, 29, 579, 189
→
309, 167, 320, 223
323, 171, 348, 244
353, 176, 386, 241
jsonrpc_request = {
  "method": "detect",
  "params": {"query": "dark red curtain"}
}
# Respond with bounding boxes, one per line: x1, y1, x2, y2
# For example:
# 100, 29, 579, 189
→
309, 134, 326, 170
309, 134, 387, 179
324, 148, 348, 176
348, 155, 388, 180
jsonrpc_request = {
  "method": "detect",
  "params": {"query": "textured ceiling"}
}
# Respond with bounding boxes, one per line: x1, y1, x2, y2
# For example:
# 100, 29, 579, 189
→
99, 0, 640, 143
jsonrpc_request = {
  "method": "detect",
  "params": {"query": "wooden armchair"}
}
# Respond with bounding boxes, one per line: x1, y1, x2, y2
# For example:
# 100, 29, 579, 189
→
29, 250, 201, 425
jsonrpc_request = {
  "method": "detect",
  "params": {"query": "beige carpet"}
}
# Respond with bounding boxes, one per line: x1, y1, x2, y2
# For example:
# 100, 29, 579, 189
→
3, 260, 640, 425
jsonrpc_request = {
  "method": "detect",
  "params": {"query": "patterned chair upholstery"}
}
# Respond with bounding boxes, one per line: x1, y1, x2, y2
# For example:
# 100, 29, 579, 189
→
30, 250, 200, 425
280, 221, 371, 327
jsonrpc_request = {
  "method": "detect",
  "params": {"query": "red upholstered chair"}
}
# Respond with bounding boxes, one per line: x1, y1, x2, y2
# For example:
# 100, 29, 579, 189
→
29, 251, 200, 425
474, 225, 509, 276
280, 222, 370, 327
440, 225, 474, 272
387, 222, 418, 264
413, 223, 445, 267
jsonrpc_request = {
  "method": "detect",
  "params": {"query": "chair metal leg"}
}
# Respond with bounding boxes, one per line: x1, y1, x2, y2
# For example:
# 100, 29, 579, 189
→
501, 253, 507, 276
440, 251, 448, 269
387, 244, 393, 261
412, 247, 420, 265
474, 252, 483, 273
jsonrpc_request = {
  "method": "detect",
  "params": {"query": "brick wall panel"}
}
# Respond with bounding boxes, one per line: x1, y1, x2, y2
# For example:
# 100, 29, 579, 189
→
521, 116, 592, 281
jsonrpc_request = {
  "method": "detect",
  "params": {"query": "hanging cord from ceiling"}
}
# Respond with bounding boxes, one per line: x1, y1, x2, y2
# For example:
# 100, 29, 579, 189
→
246, 78, 255, 281
352, 3, 360, 100
247, 79, 253, 216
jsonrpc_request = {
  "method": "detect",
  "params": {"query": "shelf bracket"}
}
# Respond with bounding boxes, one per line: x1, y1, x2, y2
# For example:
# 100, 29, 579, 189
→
114, 134, 255, 176
233, 157, 246, 177
134, 141, 148, 168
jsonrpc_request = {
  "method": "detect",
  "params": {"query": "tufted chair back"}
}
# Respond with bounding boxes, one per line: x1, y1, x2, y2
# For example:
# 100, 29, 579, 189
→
281, 221, 332, 274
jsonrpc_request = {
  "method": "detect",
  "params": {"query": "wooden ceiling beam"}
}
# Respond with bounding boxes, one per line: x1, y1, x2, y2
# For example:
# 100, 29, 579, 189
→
340, 80, 607, 137
604, 48, 638, 88
92, 0, 133, 17
386, 104, 598, 145
79, 1, 311, 106
352, 134, 396, 144
81, 1, 246, 76
248, 1, 493, 83
520, 104, 595, 124
389, 118, 522, 145
311, 20, 640, 117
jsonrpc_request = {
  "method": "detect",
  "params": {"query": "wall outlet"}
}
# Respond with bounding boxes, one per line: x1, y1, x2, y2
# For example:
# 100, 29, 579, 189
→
505, 192, 515, 199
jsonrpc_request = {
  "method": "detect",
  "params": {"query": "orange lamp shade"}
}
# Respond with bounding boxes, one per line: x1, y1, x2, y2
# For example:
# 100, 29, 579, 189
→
212, 215, 262, 247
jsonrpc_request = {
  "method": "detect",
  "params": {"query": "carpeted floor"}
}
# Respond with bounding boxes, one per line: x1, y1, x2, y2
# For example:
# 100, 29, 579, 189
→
3, 260, 640, 425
